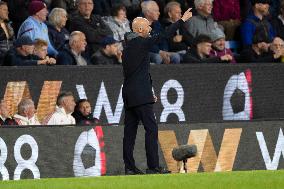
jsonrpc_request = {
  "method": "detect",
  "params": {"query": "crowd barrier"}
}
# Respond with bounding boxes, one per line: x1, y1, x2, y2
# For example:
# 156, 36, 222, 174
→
1, 121, 284, 180
0, 64, 284, 124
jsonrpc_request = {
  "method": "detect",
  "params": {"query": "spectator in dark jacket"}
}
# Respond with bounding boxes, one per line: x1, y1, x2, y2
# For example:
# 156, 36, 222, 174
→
68, 0, 113, 55
57, 31, 90, 65
182, 34, 233, 63
47, 8, 70, 51
91, 36, 122, 65
50, 0, 77, 14
240, 32, 281, 63
72, 99, 99, 126
3, 35, 50, 66
33, 39, 56, 65
0, 99, 18, 126
0, 1, 15, 66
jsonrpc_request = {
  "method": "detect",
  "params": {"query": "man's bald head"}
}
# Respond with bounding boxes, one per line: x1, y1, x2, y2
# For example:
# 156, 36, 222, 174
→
132, 17, 151, 38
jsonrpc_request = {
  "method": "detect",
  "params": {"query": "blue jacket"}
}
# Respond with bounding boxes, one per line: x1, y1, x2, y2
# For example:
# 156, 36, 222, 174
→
241, 13, 275, 47
150, 21, 169, 53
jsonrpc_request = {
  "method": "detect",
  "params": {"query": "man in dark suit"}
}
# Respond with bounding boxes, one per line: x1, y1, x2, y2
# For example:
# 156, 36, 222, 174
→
122, 8, 192, 175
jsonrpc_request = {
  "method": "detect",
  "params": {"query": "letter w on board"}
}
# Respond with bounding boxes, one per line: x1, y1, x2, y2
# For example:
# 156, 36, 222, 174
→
159, 129, 242, 173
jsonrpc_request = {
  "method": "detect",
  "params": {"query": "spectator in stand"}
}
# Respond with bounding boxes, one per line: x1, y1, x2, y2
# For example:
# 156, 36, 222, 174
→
72, 99, 99, 125
57, 31, 90, 65
115, 0, 142, 21
0, 1, 15, 66
33, 39, 56, 65
162, 1, 193, 52
3, 35, 52, 66
212, 0, 241, 40
209, 28, 236, 63
44, 91, 76, 125
184, 0, 220, 38
47, 8, 69, 51
182, 34, 233, 63
68, 0, 113, 55
91, 36, 122, 65
271, 0, 284, 40
103, 4, 131, 50
239, 32, 281, 63
142, 0, 181, 64
0, 99, 18, 126
270, 37, 284, 62
49, 0, 77, 14
17, 0, 58, 57
240, 0, 275, 48
13, 99, 40, 125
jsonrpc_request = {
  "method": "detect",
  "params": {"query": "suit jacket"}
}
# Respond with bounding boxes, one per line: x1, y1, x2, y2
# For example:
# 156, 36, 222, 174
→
122, 19, 183, 108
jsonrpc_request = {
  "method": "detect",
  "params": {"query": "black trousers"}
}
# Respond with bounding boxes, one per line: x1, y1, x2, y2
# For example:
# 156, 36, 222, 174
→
123, 103, 159, 169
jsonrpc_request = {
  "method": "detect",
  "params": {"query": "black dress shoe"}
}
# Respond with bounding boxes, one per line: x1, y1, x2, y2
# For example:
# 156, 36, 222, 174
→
146, 167, 171, 174
125, 167, 145, 175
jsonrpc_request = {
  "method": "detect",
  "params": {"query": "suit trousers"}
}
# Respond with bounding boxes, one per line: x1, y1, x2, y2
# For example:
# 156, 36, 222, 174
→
123, 103, 159, 169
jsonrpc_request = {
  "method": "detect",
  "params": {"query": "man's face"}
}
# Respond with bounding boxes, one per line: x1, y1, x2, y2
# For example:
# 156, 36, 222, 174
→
78, 0, 94, 18
168, 5, 182, 22
73, 34, 87, 52
148, 3, 160, 21
34, 45, 48, 59
212, 38, 226, 51
141, 19, 152, 37
26, 103, 35, 119
256, 3, 270, 16
271, 37, 284, 53
198, 42, 212, 56
79, 101, 91, 117
257, 42, 270, 53
63, 96, 76, 114
106, 43, 119, 56
199, 0, 213, 16
36, 7, 48, 22
22, 45, 35, 55
0, 101, 9, 118
0, 4, 9, 21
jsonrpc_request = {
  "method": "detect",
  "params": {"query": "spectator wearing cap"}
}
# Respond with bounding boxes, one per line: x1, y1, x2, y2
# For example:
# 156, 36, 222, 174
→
3, 35, 51, 66
47, 8, 70, 51
239, 32, 281, 63
57, 31, 90, 65
209, 28, 236, 63
240, 0, 275, 48
68, 0, 113, 55
17, 0, 58, 57
0, 1, 15, 66
91, 36, 122, 65
182, 34, 233, 63
102, 4, 131, 50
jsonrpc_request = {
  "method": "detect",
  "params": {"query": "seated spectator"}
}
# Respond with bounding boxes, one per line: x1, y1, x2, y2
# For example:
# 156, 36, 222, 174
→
240, 0, 275, 48
212, 0, 241, 40
270, 37, 284, 63
0, 1, 15, 66
44, 91, 76, 125
91, 36, 122, 65
239, 32, 281, 63
182, 34, 233, 63
103, 4, 131, 50
142, 0, 181, 64
3, 35, 50, 66
57, 31, 90, 65
17, 1, 58, 57
47, 8, 70, 51
13, 99, 40, 125
0, 99, 18, 126
162, 1, 192, 52
184, 0, 220, 38
33, 39, 56, 65
50, 0, 77, 14
68, 0, 113, 55
271, 0, 284, 40
209, 28, 236, 63
72, 99, 99, 125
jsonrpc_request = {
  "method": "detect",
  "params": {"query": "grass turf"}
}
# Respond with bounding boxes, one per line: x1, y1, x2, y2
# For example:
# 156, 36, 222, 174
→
0, 170, 283, 189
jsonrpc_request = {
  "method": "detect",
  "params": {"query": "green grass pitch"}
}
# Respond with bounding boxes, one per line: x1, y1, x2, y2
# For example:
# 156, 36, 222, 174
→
1, 170, 283, 189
